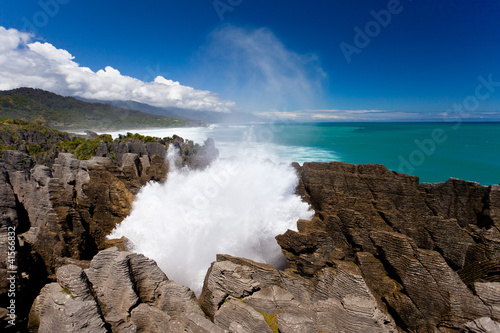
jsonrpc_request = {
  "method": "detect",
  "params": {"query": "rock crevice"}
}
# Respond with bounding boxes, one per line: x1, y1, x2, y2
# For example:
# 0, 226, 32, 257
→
2, 150, 500, 332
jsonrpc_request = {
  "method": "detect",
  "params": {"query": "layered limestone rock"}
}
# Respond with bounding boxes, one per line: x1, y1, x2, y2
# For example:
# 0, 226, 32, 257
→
27, 249, 500, 333
0, 137, 218, 330
4, 151, 500, 332
28, 247, 218, 333
276, 162, 500, 332
462, 317, 500, 333
199, 254, 398, 333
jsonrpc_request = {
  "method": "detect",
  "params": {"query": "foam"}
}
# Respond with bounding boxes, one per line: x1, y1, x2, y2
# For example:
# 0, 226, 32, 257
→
109, 145, 313, 294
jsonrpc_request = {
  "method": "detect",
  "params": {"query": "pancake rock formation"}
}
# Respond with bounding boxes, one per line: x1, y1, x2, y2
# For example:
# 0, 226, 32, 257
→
0, 131, 218, 331
1, 130, 499, 332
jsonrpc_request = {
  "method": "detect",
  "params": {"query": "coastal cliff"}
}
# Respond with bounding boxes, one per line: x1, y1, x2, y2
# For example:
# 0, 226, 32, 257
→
0, 122, 218, 331
279, 162, 500, 332
1, 124, 499, 332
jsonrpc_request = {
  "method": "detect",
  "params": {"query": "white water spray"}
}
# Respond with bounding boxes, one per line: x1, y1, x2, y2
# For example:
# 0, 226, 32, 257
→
109, 145, 313, 294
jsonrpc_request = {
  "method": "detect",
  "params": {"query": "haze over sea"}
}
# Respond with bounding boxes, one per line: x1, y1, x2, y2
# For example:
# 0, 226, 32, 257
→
107, 121, 500, 186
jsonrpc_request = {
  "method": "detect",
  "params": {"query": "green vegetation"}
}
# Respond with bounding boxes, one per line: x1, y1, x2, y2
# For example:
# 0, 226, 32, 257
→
57, 136, 98, 159
119, 132, 157, 143
0, 118, 69, 155
0, 87, 205, 130
222, 297, 279, 332
61, 287, 75, 299
0, 118, 59, 135
0, 118, 184, 163
224, 296, 246, 304
68, 139, 100, 160
56, 131, 175, 160
117, 132, 175, 145
258, 311, 280, 333
0, 144, 15, 151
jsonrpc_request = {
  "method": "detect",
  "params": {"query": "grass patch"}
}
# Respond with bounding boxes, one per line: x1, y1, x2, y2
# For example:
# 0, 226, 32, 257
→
224, 296, 246, 304
258, 311, 280, 333
0, 143, 15, 152
61, 287, 75, 299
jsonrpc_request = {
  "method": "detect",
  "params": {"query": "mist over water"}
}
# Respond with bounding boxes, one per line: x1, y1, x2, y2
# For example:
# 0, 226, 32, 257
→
109, 144, 314, 294
106, 121, 500, 294
102, 124, 340, 164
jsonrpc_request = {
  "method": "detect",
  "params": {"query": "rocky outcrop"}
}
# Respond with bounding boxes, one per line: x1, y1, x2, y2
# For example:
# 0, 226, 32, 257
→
27, 247, 500, 333
276, 162, 500, 332
28, 247, 218, 333
200, 254, 398, 333
0, 136, 218, 330
43, 249, 393, 332
462, 317, 500, 333
3, 146, 500, 332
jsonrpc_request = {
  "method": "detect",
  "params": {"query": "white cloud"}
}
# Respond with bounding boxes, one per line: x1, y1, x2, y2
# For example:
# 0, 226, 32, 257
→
195, 26, 327, 112
258, 109, 433, 121
258, 109, 500, 121
28, 41, 75, 64
0, 26, 235, 112
0, 27, 31, 53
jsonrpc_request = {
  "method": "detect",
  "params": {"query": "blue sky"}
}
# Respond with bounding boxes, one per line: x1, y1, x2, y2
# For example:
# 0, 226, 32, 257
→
1, 0, 500, 120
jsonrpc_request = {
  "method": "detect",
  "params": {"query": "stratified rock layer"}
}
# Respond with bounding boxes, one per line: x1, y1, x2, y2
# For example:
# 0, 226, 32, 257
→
0, 136, 217, 330
3, 149, 500, 332
276, 162, 500, 332
196, 162, 500, 333
28, 247, 218, 333
200, 254, 398, 333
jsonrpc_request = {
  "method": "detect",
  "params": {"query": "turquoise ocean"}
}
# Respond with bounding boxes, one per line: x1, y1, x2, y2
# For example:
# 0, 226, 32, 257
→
108, 121, 500, 292
107, 122, 500, 185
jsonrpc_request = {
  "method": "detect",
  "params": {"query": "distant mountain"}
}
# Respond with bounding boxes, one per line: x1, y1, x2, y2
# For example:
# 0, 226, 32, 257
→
77, 98, 264, 124
0, 88, 205, 130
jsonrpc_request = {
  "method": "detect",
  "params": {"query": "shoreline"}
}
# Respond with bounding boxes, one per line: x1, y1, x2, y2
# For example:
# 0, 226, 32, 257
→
1, 140, 498, 331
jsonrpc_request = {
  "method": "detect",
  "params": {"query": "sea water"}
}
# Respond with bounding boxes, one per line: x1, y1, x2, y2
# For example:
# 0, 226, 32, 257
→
108, 122, 500, 292
106, 122, 500, 185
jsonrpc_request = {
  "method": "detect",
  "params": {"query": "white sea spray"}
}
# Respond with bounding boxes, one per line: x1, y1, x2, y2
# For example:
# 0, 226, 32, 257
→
109, 145, 313, 294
